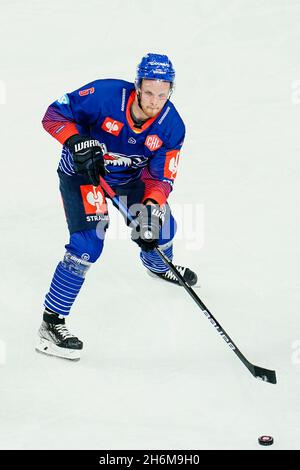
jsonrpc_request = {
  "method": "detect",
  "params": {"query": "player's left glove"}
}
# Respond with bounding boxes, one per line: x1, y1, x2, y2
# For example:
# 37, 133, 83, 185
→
131, 204, 165, 252
65, 134, 106, 186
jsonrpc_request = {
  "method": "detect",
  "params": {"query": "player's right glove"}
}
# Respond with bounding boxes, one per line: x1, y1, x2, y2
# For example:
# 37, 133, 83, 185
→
65, 134, 106, 186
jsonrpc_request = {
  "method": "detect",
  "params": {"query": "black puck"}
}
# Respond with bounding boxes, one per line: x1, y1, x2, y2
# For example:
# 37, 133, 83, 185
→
258, 435, 274, 446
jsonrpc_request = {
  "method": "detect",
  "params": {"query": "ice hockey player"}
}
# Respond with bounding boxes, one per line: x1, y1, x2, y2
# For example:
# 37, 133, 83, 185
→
36, 53, 197, 360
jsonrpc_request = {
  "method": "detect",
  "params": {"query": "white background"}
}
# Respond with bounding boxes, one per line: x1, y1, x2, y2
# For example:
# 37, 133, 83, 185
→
0, 0, 299, 450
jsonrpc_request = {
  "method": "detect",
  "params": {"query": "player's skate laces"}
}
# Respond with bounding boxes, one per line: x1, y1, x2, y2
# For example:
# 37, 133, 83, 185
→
35, 311, 83, 360
148, 265, 198, 286
50, 323, 80, 344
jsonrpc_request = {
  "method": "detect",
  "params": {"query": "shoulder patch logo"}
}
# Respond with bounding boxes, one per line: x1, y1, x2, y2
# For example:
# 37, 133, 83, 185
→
101, 117, 124, 136
164, 150, 180, 180
145, 135, 163, 152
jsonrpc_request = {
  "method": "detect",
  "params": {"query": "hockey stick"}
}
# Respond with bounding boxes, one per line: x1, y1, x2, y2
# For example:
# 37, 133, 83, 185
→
99, 176, 277, 384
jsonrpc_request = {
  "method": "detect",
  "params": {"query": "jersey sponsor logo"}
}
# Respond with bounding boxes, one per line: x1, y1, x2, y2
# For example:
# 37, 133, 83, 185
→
101, 117, 124, 136
121, 88, 126, 111
145, 135, 163, 151
86, 214, 109, 222
79, 87, 95, 96
80, 185, 107, 215
128, 137, 136, 144
158, 106, 170, 125
164, 150, 180, 180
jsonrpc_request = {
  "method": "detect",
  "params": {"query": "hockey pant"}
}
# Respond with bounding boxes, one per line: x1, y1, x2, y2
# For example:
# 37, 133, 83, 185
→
44, 171, 176, 316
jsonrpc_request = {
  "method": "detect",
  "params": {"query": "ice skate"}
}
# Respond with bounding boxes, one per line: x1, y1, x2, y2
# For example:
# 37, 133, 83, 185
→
148, 265, 198, 286
35, 311, 83, 361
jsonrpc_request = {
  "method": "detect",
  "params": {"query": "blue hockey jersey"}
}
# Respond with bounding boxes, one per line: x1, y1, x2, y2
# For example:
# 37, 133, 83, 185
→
42, 79, 185, 205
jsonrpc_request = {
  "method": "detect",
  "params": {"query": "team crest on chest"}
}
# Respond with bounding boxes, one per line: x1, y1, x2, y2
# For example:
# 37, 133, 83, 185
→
101, 117, 124, 136
145, 135, 163, 151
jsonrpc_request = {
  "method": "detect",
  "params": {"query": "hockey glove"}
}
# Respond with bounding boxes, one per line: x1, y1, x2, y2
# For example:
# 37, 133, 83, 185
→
65, 135, 106, 186
131, 204, 165, 252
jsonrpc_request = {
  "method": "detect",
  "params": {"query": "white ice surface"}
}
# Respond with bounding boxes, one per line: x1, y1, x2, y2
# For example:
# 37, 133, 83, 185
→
0, 0, 300, 450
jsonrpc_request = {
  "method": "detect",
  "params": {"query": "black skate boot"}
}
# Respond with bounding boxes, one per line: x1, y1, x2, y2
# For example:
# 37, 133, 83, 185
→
148, 265, 198, 286
35, 310, 83, 361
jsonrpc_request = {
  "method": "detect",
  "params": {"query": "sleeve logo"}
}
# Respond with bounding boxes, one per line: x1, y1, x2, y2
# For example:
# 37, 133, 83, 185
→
164, 150, 180, 180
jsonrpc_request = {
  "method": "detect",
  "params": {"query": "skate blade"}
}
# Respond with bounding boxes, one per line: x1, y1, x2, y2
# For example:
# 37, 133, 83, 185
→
35, 337, 81, 361
147, 269, 201, 288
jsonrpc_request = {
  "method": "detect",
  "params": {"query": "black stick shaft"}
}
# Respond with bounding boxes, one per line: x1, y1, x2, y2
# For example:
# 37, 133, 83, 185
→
99, 176, 276, 384
156, 247, 248, 364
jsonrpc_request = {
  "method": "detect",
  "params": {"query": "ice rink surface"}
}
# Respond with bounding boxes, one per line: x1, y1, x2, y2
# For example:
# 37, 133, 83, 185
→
0, 0, 300, 450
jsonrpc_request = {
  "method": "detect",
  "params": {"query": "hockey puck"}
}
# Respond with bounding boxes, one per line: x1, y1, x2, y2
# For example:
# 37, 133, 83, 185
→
258, 435, 274, 446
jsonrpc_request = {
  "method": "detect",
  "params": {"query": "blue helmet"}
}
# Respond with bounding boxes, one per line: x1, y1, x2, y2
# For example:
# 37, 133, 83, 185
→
136, 53, 175, 86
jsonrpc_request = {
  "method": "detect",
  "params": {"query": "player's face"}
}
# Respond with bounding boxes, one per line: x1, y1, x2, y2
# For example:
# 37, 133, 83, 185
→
139, 80, 170, 118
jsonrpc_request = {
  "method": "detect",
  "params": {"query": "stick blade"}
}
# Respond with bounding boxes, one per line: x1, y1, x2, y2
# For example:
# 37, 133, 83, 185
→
251, 364, 277, 384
